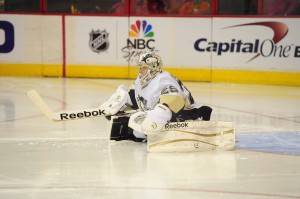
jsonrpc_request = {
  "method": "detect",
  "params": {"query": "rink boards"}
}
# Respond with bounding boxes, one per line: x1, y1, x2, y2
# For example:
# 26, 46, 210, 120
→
0, 14, 300, 86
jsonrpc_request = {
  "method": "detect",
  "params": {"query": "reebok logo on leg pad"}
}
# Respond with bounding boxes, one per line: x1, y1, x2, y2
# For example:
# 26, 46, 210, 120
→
165, 122, 188, 129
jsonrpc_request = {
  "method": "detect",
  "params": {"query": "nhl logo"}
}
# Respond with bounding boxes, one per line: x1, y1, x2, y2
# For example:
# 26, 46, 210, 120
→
89, 29, 109, 53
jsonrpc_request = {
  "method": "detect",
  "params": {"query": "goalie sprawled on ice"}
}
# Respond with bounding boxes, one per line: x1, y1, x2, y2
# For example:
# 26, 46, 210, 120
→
100, 51, 235, 152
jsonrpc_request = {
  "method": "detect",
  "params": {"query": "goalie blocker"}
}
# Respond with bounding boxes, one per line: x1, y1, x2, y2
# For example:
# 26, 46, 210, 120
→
109, 112, 235, 152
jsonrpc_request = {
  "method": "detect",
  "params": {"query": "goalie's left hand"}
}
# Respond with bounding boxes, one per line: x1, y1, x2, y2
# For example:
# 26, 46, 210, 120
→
129, 104, 172, 135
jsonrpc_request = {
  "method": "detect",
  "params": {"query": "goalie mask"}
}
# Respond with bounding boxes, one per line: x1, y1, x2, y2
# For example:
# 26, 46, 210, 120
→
137, 51, 162, 87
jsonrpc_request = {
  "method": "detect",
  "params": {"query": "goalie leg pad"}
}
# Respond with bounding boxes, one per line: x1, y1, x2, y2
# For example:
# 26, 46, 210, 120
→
147, 120, 235, 152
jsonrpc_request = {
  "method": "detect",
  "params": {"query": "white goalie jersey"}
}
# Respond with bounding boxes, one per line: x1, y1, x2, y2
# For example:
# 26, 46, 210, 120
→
132, 70, 200, 112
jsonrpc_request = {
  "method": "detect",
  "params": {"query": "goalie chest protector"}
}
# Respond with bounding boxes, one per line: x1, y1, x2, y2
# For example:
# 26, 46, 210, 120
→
133, 71, 199, 111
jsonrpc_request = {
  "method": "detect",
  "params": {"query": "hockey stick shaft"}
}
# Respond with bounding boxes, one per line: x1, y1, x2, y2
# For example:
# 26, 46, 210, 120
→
54, 109, 135, 121
27, 89, 135, 122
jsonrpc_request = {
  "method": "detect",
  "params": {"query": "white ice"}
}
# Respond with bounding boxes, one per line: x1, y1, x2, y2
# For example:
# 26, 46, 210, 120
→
0, 77, 299, 199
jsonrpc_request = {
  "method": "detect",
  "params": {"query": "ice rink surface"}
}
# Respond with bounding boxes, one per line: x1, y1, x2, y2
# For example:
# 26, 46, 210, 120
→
0, 77, 299, 199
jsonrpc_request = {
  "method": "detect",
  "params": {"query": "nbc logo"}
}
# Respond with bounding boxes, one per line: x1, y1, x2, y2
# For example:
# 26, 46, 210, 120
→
122, 20, 157, 62
127, 20, 155, 50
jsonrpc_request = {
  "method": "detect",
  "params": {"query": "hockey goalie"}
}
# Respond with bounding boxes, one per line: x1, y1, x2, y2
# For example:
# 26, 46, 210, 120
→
100, 51, 235, 152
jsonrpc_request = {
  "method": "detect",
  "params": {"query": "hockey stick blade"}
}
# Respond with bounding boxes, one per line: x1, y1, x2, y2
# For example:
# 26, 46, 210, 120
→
27, 89, 55, 121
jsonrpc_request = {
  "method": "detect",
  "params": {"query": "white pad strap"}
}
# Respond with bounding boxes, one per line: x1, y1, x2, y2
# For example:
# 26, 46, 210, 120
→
99, 84, 132, 115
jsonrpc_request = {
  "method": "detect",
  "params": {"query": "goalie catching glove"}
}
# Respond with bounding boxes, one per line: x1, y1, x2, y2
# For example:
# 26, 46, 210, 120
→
99, 84, 132, 115
129, 103, 172, 135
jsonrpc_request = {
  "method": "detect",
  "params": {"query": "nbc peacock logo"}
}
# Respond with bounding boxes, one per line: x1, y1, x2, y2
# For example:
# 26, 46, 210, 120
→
122, 20, 157, 62
129, 20, 154, 37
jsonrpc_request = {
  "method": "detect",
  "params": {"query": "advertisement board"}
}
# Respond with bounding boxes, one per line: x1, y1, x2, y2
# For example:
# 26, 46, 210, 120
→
0, 14, 299, 85
208, 18, 300, 72
66, 16, 128, 66
126, 17, 212, 69
0, 14, 62, 76
0, 14, 24, 62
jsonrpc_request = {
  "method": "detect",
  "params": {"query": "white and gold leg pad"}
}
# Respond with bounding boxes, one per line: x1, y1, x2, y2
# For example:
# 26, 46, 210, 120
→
147, 121, 235, 152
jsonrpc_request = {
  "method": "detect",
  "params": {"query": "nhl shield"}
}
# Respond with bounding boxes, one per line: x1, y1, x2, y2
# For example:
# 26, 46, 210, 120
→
89, 30, 109, 53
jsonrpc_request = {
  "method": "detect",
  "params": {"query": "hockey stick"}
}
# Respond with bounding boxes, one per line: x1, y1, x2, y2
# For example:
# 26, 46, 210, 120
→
27, 89, 235, 132
27, 89, 136, 122
27, 89, 55, 121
